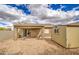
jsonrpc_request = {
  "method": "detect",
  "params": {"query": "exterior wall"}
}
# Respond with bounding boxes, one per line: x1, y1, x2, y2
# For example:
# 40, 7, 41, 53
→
14, 27, 52, 39
66, 27, 79, 48
17, 28, 40, 38
52, 26, 66, 47
29, 29, 41, 38
0, 31, 14, 41
14, 28, 19, 40
41, 28, 52, 39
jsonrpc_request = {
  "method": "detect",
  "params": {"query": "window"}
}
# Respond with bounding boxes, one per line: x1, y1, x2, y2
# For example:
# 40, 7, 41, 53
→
54, 26, 59, 33
56, 29, 59, 33
54, 29, 59, 33
54, 29, 57, 33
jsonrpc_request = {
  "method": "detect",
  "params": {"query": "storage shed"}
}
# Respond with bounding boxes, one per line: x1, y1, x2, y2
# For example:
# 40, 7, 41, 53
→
14, 23, 53, 40
52, 22, 79, 48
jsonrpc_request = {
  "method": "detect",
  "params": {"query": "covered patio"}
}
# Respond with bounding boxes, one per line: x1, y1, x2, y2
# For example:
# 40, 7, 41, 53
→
14, 23, 53, 40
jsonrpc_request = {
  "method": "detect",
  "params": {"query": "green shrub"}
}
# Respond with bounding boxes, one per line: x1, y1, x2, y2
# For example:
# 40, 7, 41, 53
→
0, 27, 6, 30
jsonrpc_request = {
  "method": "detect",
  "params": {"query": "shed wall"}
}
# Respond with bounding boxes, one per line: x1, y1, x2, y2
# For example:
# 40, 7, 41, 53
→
66, 27, 79, 48
52, 26, 66, 47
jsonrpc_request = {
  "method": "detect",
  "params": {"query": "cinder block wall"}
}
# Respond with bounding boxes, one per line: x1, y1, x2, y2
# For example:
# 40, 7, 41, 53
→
0, 31, 14, 41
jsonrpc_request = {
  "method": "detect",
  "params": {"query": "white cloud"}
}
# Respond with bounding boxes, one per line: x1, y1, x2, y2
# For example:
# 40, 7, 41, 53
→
27, 4, 79, 25
0, 4, 27, 28
0, 4, 29, 24
72, 6, 79, 11
0, 4, 26, 17
0, 4, 79, 25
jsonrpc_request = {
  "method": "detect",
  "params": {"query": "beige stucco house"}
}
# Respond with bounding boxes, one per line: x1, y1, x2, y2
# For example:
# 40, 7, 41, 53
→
14, 22, 79, 48
52, 22, 79, 48
14, 23, 53, 40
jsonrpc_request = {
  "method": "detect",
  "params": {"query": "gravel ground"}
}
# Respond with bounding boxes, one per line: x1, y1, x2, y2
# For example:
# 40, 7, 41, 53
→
0, 38, 79, 55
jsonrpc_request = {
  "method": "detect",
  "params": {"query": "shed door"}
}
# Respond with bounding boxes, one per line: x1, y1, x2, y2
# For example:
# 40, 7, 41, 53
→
67, 27, 79, 48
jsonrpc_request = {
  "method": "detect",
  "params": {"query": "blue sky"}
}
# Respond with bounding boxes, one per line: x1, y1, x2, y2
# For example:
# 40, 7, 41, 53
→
6, 4, 30, 15
6, 4, 79, 15
0, 4, 79, 27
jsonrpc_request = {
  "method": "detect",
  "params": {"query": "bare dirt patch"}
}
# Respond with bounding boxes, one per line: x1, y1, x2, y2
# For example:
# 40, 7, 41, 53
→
0, 38, 79, 55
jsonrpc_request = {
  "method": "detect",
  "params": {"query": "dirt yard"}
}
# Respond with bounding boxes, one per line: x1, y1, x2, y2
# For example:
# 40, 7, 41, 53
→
0, 38, 79, 55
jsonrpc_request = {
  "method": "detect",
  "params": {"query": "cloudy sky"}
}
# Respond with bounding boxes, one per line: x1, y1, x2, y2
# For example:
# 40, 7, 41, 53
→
6, 4, 79, 14
0, 4, 79, 26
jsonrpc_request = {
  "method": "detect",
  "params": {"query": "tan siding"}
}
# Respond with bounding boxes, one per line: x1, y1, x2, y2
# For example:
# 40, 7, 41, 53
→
52, 26, 66, 47
66, 27, 79, 48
